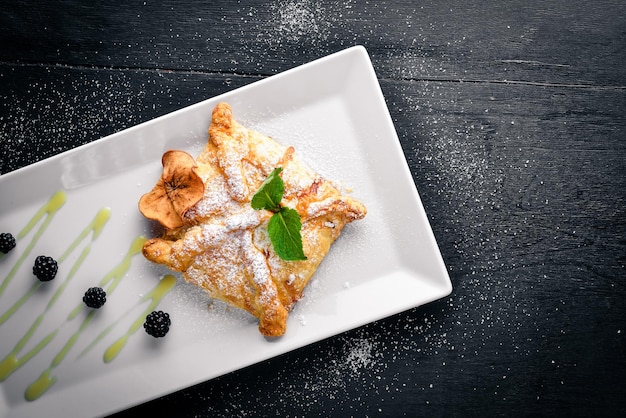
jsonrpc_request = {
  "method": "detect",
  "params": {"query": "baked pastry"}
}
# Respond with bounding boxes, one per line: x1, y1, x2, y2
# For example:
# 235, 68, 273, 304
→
140, 102, 366, 336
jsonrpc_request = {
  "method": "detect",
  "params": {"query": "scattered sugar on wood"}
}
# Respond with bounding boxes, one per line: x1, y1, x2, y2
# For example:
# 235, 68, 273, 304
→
255, 0, 332, 49
0, 71, 145, 174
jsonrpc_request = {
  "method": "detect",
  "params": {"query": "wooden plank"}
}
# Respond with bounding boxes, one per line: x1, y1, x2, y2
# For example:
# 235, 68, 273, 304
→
0, 0, 624, 86
0, 63, 258, 174
1, 61, 625, 417
1, 0, 625, 416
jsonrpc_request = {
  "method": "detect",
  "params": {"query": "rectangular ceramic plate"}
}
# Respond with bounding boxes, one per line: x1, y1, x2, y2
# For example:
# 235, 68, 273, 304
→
0, 46, 451, 417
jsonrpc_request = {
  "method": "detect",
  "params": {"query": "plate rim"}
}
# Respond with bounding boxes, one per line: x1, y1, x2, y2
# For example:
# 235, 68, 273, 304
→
0, 45, 451, 418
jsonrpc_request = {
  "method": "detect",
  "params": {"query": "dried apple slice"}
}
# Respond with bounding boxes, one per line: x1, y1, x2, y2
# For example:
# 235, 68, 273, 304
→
139, 150, 204, 229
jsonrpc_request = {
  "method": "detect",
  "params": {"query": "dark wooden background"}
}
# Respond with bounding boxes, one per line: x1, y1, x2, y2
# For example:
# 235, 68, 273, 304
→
1, 1, 625, 416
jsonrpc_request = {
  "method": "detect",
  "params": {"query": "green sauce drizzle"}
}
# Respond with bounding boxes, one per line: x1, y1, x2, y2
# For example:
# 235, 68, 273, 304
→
0, 190, 177, 404
0, 190, 66, 297
0, 207, 110, 382
23, 236, 147, 401
103, 275, 176, 363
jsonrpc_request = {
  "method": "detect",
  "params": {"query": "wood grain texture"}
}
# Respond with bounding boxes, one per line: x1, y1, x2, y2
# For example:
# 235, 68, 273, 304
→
0, 1, 624, 417
1, 0, 625, 85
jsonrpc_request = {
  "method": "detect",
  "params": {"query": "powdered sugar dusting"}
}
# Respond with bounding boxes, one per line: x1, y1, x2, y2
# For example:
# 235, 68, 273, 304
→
257, 0, 333, 49
155, 103, 365, 336
225, 208, 260, 231
0, 70, 145, 174
188, 173, 232, 219
166, 277, 256, 336
242, 230, 270, 287
218, 127, 249, 201
198, 332, 389, 415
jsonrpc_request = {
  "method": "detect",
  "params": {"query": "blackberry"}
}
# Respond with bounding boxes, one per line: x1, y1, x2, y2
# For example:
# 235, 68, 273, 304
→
0, 232, 16, 254
143, 310, 171, 338
83, 287, 107, 309
33, 255, 58, 281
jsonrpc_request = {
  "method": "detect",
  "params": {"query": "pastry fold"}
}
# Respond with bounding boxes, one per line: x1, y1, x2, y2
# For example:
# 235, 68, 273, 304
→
142, 102, 366, 336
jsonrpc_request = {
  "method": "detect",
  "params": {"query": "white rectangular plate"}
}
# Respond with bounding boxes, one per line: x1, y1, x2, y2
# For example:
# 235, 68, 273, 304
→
0, 46, 451, 417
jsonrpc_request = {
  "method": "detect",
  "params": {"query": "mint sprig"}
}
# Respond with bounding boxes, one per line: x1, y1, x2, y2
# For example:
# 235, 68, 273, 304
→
251, 168, 307, 261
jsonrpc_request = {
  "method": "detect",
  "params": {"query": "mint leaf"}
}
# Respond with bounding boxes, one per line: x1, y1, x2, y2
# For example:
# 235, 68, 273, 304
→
251, 167, 283, 212
251, 167, 307, 261
268, 207, 307, 261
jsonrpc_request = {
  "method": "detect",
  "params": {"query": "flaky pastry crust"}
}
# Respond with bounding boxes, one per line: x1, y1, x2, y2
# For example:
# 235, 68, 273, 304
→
141, 102, 366, 337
